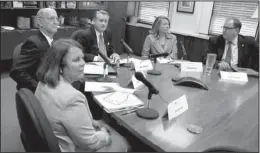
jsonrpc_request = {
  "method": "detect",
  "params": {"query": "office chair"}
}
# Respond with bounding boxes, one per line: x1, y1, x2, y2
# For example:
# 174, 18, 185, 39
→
11, 43, 23, 69
16, 88, 61, 152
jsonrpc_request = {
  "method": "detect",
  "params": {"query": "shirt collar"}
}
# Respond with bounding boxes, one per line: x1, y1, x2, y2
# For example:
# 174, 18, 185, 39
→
153, 33, 173, 40
40, 30, 53, 46
226, 35, 238, 45
94, 28, 103, 37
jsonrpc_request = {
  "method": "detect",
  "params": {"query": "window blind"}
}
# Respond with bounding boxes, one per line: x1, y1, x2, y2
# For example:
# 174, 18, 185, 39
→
138, 2, 170, 24
209, 1, 258, 37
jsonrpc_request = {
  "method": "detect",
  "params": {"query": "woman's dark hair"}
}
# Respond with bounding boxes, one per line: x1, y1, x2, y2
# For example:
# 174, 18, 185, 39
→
37, 38, 83, 88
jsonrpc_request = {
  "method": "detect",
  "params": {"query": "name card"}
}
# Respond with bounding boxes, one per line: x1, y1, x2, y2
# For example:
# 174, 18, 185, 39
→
133, 59, 153, 72
84, 62, 108, 75
181, 62, 203, 72
164, 95, 188, 120
220, 71, 248, 82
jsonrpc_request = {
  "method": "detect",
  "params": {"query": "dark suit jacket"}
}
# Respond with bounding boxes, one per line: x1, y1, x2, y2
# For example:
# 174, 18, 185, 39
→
10, 31, 50, 92
202, 34, 259, 71
71, 26, 114, 62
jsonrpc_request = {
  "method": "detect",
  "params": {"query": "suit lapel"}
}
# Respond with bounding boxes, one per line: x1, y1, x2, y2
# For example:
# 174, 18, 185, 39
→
152, 38, 164, 54
38, 31, 50, 48
90, 26, 98, 46
217, 36, 225, 60
163, 37, 173, 52
237, 35, 244, 67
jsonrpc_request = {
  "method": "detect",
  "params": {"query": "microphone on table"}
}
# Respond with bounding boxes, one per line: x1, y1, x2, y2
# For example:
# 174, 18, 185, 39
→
120, 39, 134, 68
149, 52, 169, 58
148, 52, 169, 76
92, 45, 116, 67
134, 72, 159, 119
92, 45, 116, 82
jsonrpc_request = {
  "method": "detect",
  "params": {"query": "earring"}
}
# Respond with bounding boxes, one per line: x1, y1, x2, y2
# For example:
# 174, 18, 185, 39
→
60, 69, 63, 74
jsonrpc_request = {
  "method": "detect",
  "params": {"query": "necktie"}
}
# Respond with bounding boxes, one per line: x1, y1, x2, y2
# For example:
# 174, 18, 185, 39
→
99, 34, 107, 57
225, 41, 232, 65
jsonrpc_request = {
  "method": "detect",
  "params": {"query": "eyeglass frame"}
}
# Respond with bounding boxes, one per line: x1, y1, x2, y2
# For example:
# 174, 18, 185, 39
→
38, 16, 59, 22
221, 26, 238, 31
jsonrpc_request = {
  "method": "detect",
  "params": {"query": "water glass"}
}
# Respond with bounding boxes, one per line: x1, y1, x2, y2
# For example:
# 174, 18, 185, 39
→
205, 53, 217, 75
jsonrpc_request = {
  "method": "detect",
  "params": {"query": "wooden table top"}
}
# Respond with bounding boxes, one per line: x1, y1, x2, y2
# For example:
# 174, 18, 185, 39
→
90, 61, 259, 152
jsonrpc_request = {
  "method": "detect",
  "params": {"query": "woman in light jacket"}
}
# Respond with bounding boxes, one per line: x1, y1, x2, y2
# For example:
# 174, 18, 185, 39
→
35, 38, 129, 152
142, 16, 178, 59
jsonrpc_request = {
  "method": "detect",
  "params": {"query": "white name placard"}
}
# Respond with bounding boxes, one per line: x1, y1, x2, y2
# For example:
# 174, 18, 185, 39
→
181, 62, 203, 72
167, 95, 188, 120
220, 71, 248, 82
132, 59, 153, 72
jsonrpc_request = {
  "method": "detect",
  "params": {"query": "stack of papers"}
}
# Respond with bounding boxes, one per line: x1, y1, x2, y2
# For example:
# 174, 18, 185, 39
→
94, 92, 144, 113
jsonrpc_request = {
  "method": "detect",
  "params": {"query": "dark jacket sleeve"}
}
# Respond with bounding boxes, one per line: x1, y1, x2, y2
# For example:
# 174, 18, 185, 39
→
248, 37, 259, 71
10, 39, 40, 92
71, 29, 96, 62
202, 36, 220, 69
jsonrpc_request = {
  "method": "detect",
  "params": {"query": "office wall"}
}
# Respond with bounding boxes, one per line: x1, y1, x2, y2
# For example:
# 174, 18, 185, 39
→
170, 2, 213, 37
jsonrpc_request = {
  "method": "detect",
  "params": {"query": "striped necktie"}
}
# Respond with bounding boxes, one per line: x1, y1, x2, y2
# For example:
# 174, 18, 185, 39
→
225, 41, 232, 65
99, 34, 107, 56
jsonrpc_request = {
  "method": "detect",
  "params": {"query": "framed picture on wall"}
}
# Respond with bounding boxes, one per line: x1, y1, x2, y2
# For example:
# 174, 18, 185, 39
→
177, 1, 195, 13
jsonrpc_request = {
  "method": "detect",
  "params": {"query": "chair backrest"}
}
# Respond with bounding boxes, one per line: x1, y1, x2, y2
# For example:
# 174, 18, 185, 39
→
16, 88, 61, 152
12, 43, 23, 69
203, 146, 251, 152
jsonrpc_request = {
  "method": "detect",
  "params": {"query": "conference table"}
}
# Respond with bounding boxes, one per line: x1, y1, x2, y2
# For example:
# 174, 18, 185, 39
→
87, 58, 259, 152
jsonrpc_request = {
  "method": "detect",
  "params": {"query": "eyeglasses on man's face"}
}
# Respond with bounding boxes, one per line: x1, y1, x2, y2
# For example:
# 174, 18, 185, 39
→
221, 26, 237, 31
39, 17, 59, 22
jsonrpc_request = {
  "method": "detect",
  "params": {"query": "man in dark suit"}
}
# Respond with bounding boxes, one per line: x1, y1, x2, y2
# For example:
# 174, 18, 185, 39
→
71, 10, 120, 62
202, 17, 259, 71
10, 8, 59, 92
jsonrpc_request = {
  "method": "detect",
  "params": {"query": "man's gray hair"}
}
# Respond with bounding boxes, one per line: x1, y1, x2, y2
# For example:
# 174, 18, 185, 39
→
93, 10, 109, 20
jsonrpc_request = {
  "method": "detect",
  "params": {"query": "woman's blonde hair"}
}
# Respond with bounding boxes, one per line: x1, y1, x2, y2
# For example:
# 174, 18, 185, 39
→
150, 16, 170, 37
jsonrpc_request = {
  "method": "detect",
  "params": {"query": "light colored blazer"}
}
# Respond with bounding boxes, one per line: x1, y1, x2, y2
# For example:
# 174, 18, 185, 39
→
34, 76, 110, 152
142, 33, 178, 59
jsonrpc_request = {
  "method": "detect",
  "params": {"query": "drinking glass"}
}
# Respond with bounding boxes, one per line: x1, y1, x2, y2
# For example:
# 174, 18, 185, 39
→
205, 53, 217, 75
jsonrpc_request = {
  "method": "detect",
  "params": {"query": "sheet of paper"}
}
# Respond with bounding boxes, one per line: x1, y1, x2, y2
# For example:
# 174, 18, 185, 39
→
132, 59, 153, 72
120, 58, 134, 64
94, 92, 144, 113
84, 62, 108, 75
220, 71, 248, 82
157, 57, 173, 64
181, 62, 203, 72
85, 82, 135, 93
167, 95, 188, 120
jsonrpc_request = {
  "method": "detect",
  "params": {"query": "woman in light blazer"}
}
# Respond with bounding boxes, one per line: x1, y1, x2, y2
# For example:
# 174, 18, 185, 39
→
142, 16, 178, 59
35, 39, 129, 152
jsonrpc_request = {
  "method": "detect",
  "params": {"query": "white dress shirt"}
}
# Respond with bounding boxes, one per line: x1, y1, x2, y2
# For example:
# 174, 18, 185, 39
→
40, 30, 53, 46
221, 36, 238, 66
